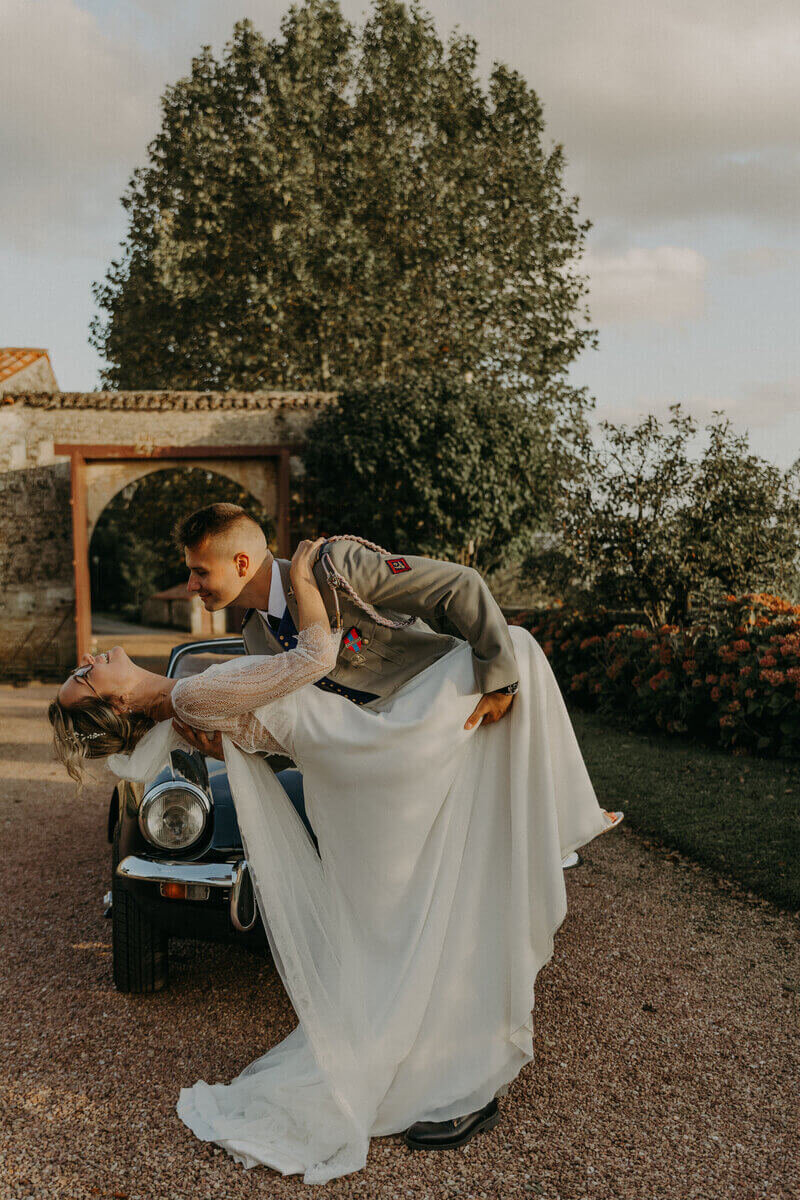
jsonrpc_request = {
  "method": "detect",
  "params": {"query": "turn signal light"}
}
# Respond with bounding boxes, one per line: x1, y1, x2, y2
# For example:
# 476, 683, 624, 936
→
159, 882, 210, 901
161, 881, 186, 900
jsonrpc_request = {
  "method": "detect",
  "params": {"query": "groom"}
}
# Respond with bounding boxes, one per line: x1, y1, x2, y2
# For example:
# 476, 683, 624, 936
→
172, 502, 519, 1150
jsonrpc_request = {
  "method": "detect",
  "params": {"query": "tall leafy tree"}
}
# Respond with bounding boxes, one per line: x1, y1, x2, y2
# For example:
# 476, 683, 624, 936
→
90, 0, 595, 398
301, 374, 584, 574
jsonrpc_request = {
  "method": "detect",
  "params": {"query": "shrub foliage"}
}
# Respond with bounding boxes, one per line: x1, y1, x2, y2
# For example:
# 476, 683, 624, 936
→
302, 374, 587, 572
515, 593, 800, 758
526, 404, 800, 625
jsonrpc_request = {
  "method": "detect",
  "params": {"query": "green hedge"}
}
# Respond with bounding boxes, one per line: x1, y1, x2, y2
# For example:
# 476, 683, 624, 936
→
512, 592, 800, 758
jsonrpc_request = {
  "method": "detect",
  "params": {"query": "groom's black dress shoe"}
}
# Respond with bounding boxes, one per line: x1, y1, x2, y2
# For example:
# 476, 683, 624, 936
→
403, 1098, 500, 1151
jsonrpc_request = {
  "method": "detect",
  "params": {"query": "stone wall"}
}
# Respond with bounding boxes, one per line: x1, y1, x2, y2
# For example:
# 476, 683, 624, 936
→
0, 390, 334, 473
0, 391, 332, 681
0, 463, 74, 681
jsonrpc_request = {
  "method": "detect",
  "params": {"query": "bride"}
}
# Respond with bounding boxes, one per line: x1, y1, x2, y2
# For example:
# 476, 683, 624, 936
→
49, 537, 623, 1185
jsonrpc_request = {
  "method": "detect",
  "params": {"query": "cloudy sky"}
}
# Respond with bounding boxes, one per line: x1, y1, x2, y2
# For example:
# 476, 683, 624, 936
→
3, 0, 799, 464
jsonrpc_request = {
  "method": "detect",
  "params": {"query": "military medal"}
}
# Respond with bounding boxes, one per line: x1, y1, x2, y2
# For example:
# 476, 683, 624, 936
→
343, 626, 367, 666
343, 626, 362, 652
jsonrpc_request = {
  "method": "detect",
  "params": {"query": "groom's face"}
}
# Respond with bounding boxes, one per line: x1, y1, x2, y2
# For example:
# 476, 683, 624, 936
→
185, 536, 246, 610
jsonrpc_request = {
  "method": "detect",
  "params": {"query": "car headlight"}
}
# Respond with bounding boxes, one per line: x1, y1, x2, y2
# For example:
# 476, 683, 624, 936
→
138, 781, 210, 851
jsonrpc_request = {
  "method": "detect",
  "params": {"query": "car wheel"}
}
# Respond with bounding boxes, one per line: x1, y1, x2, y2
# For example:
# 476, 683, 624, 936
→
111, 823, 169, 993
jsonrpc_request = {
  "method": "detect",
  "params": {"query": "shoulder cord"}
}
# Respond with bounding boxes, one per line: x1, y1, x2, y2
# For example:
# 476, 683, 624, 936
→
317, 534, 416, 631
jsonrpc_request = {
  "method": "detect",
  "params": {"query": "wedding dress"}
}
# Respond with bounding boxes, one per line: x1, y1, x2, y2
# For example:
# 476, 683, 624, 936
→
108, 620, 620, 1184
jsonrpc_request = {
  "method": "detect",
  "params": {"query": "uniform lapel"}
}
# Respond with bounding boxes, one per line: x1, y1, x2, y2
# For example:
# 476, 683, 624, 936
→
241, 608, 280, 654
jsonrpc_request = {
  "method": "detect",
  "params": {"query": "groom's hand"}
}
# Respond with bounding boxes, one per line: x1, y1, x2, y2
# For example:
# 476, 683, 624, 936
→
171, 719, 224, 759
465, 691, 514, 730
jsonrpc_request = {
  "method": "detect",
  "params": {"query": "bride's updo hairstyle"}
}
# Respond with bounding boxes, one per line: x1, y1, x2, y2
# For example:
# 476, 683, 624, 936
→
48, 695, 155, 787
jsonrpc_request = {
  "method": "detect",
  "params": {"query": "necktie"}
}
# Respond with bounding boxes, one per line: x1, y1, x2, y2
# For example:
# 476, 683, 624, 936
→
267, 612, 281, 633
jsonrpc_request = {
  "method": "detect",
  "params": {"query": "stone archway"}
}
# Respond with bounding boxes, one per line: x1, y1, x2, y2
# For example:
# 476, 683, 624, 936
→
55, 443, 291, 661
85, 458, 280, 543
0, 390, 333, 680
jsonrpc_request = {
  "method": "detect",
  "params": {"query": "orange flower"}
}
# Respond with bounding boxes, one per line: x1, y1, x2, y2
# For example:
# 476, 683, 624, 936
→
744, 687, 756, 698
648, 669, 671, 691
710, 686, 721, 701
732, 640, 750, 653
705, 673, 719, 685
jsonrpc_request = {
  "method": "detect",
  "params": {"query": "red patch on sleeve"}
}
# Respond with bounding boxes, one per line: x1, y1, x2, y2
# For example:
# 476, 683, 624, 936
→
386, 557, 411, 575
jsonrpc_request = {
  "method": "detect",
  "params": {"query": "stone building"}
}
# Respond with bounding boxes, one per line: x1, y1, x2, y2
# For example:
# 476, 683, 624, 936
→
0, 390, 333, 681
141, 581, 227, 636
0, 348, 58, 399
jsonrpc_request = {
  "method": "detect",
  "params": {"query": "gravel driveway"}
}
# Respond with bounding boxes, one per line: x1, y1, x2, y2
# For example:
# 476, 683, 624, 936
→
1, 683, 798, 1200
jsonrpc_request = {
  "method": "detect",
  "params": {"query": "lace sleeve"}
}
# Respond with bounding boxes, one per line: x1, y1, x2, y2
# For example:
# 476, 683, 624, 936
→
170, 621, 341, 754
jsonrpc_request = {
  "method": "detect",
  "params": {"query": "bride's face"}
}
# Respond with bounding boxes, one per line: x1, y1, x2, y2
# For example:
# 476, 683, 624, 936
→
58, 645, 141, 712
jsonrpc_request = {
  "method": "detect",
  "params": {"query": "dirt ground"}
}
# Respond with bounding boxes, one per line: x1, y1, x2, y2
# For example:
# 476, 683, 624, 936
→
0, 682, 798, 1200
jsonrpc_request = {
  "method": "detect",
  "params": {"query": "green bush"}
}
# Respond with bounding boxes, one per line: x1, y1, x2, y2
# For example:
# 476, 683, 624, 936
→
302, 373, 587, 574
514, 592, 800, 758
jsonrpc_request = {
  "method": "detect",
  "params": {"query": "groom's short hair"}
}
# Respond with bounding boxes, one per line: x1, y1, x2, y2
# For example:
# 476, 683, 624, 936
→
173, 503, 263, 551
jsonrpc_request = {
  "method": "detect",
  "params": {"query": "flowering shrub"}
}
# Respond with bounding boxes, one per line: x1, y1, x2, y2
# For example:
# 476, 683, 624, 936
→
510, 592, 800, 757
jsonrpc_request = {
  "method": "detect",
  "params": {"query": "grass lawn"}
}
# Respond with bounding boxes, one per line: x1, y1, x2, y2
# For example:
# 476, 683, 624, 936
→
568, 705, 800, 912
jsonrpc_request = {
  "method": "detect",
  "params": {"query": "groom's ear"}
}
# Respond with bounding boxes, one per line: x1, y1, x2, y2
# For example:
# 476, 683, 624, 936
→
234, 552, 250, 578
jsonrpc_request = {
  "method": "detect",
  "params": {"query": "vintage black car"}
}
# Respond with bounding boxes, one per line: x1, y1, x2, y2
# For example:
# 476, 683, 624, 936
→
105, 633, 585, 994
107, 635, 283, 993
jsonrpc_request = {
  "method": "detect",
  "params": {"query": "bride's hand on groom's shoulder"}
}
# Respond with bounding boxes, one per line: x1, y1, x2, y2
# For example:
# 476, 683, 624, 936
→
290, 536, 327, 587
172, 719, 224, 759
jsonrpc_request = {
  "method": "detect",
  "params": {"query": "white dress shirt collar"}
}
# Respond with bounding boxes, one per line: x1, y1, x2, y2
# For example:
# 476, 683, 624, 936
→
266, 557, 287, 619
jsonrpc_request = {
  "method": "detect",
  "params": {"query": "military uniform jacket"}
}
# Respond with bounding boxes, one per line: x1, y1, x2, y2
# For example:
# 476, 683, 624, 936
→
240, 539, 519, 707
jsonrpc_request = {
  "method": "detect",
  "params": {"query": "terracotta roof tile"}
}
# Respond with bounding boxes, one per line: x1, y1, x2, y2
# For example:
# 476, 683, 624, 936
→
0, 348, 50, 384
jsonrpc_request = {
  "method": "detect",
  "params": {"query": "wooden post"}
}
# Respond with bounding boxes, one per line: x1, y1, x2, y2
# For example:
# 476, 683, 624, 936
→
69, 453, 92, 661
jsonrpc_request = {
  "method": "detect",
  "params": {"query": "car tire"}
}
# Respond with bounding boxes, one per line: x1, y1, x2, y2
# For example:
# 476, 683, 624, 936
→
111, 824, 169, 993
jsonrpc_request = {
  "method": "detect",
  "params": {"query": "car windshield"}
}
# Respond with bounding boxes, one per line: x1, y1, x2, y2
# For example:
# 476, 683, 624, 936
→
170, 644, 245, 680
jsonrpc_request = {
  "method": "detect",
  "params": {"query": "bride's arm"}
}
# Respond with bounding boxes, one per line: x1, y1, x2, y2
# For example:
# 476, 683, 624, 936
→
169, 622, 342, 729
169, 537, 340, 754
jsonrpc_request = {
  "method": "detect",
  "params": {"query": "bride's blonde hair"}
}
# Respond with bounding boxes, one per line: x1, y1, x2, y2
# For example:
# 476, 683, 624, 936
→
48, 695, 154, 787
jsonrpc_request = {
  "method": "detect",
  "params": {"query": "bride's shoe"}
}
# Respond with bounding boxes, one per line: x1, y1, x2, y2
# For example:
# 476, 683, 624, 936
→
599, 809, 624, 833
562, 812, 622, 868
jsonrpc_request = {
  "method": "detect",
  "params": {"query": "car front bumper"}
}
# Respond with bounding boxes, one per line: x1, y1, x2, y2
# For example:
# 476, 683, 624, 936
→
116, 854, 258, 933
